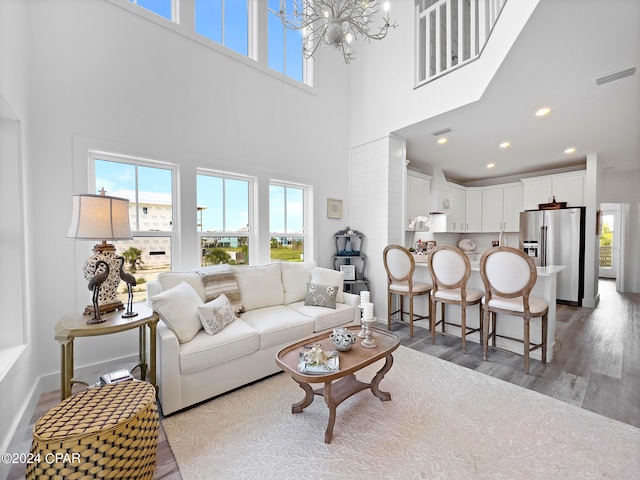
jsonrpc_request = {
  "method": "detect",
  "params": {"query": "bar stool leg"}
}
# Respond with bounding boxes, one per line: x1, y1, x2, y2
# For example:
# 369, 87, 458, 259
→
461, 303, 467, 353
524, 317, 530, 375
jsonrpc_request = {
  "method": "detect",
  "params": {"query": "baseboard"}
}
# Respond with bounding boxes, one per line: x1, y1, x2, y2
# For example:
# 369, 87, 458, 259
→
582, 292, 600, 309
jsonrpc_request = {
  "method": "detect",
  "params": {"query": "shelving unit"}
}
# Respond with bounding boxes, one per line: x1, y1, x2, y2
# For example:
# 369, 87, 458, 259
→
333, 227, 369, 294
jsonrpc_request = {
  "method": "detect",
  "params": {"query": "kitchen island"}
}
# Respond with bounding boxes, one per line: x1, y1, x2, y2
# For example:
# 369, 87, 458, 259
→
412, 261, 565, 362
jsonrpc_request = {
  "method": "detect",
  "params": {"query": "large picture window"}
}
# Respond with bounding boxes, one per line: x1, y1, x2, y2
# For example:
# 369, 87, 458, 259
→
91, 152, 177, 303
197, 171, 252, 266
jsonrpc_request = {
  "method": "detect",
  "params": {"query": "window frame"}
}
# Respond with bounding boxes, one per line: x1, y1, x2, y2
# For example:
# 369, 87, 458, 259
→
196, 168, 255, 266
269, 179, 311, 262
88, 150, 179, 273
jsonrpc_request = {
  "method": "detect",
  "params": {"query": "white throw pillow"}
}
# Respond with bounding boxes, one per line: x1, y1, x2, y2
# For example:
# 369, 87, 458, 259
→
231, 263, 284, 311
151, 282, 203, 343
310, 267, 345, 303
197, 294, 236, 335
281, 261, 315, 305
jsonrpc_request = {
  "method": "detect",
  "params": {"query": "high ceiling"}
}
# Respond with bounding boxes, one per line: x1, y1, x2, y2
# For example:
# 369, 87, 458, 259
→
394, 0, 640, 185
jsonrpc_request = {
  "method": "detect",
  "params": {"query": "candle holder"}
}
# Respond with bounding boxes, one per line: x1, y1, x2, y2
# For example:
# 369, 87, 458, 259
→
360, 317, 377, 349
358, 291, 370, 338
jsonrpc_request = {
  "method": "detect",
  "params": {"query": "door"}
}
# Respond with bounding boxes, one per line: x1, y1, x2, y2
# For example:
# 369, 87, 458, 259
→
599, 203, 621, 280
519, 211, 543, 267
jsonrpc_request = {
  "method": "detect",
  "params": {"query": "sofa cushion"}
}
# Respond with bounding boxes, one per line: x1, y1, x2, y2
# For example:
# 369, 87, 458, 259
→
157, 272, 206, 301
240, 305, 314, 350
287, 301, 356, 332
304, 283, 338, 309
192, 264, 243, 315
178, 319, 260, 375
197, 294, 236, 336
310, 267, 345, 303
281, 261, 315, 305
231, 263, 284, 311
152, 282, 203, 343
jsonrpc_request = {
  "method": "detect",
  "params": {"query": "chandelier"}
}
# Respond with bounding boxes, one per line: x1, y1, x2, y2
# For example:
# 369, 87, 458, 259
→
273, 1, 397, 63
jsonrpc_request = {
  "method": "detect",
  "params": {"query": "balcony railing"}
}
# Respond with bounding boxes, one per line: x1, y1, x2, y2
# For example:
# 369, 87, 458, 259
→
416, 0, 508, 86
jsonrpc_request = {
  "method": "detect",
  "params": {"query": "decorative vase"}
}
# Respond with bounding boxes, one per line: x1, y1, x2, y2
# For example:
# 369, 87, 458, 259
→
330, 328, 357, 352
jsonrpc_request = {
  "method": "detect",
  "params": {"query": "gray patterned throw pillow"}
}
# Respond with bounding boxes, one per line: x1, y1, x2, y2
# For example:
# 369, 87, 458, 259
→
304, 283, 338, 309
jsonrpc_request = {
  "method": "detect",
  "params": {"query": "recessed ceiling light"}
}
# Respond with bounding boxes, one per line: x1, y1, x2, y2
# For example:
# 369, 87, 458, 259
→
486, 163, 495, 169
564, 147, 576, 154
437, 138, 448, 144
535, 107, 551, 117
499, 142, 511, 148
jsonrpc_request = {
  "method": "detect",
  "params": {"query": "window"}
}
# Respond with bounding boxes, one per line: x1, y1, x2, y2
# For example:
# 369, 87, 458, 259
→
269, 182, 307, 262
128, 0, 174, 21
195, 0, 250, 57
268, 0, 304, 82
91, 152, 177, 303
197, 171, 252, 266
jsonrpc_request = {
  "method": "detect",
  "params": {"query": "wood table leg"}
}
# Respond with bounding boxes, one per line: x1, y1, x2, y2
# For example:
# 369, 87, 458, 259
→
291, 379, 315, 413
323, 381, 337, 444
371, 353, 394, 401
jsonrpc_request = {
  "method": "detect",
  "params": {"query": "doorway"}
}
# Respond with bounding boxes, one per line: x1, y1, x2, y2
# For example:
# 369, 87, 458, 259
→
599, 203, 623, 290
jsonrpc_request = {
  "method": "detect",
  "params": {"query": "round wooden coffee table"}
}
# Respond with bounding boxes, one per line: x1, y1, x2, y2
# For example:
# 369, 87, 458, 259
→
275, 325, 400, 443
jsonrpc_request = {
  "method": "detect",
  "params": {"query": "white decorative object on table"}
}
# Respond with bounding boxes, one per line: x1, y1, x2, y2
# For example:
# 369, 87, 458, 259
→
358, 291, 370, 338
360, 302, 377, 348
330, 328, 357, 352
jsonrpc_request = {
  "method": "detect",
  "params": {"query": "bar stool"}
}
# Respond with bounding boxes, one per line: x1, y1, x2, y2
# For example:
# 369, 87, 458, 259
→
428, 245, 483, 353
383, 245, 432, 337
479, 246, 549, 374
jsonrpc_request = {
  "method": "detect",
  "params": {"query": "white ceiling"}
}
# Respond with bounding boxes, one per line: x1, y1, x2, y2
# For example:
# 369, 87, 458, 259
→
394, 0, 640, 185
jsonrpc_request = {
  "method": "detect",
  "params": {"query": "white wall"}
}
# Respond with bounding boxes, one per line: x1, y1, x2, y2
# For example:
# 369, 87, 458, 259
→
0, 0, 352, 461
602, 170, 640, 293
348, 0, 540, 147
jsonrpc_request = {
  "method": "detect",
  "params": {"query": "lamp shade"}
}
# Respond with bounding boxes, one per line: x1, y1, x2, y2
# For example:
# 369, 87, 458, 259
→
67, 194, 132, 240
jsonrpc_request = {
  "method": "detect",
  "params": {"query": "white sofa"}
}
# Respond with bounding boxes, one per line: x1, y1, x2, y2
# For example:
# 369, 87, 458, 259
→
147, 262, 360, 415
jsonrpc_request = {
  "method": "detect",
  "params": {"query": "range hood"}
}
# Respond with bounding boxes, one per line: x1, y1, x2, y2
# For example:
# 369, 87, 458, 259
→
430, 167, 451, 214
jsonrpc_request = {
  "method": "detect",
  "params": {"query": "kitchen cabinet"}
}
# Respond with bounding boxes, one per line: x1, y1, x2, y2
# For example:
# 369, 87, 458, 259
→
406, 170, 431, 229
447, 183, 466, 232
465, 188, 483, 232
522, 172, 585, 210
482, 183, 524, 232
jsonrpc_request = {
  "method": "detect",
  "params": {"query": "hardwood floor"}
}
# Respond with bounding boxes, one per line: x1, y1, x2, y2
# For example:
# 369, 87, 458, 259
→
8, 279, 639, 479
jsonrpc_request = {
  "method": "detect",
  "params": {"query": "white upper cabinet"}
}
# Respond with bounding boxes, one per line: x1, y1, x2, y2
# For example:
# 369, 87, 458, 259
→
465, 188, 483, 232
406, 170, 431, 229
447, 183, 466, 232
522, 172, 585, 210
481, 183, 524, 232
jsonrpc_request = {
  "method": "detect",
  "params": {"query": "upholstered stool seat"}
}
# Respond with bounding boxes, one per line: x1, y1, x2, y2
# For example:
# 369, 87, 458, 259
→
388, 281, 432, 293
27, 381, 158, 480
433, 287, 483, 303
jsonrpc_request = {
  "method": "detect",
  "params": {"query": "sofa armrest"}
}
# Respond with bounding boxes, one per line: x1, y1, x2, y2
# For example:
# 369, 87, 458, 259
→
156, 320, 182, 415
146, 280, 160, 307
343, 292, 359, 307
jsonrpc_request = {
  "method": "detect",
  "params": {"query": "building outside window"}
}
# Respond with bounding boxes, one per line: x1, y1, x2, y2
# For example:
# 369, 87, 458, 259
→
197, 170, 252, 266
91, 152, 177, 303
269, 181, 307, 262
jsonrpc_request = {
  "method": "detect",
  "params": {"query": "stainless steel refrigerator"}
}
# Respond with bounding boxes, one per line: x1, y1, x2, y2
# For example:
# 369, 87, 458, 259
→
519, 207, 586, 306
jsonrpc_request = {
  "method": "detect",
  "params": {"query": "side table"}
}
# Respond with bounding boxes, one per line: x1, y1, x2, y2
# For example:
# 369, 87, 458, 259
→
54, 303, 159, 400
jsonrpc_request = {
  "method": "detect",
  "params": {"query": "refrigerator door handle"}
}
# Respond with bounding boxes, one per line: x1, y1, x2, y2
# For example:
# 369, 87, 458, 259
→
540, 225, 547, 266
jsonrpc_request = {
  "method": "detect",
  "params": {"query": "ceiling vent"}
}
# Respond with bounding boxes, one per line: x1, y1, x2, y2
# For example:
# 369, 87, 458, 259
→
596, 67, 637, 86
430, 128, 452, 137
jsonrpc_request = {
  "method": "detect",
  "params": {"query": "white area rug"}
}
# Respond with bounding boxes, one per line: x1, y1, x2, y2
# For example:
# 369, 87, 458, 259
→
162, 346, 640, 479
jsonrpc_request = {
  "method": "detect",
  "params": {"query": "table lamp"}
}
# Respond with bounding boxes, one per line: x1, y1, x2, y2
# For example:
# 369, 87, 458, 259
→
67, 189, 132, 323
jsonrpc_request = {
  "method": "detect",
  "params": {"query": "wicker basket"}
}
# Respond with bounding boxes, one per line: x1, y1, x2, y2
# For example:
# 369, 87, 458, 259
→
27, 381, 158, 480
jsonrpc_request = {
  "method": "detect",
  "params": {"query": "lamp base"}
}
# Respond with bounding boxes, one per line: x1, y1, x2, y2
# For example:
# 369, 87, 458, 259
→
84, 301, 125, 316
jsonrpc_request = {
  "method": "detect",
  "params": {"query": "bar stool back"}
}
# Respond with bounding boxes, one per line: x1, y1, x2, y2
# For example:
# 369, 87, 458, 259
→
479, 246, 549, 374
428, 245, 483, 352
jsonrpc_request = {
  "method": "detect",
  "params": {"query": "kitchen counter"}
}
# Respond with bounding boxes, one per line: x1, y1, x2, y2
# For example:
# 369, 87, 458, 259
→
413, 262, 565, 362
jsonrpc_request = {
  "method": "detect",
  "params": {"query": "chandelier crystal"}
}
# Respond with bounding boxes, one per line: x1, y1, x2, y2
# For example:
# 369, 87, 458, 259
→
273, 1, 397, 63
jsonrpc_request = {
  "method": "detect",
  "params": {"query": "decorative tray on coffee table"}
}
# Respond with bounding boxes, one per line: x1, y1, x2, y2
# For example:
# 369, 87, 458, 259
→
297, 351, 339, 374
